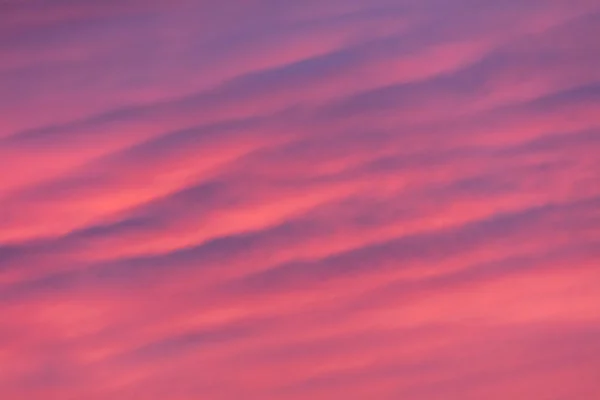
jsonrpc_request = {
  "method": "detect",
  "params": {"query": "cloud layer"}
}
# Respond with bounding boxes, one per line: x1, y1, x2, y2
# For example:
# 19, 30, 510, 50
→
1, 0, 599, 399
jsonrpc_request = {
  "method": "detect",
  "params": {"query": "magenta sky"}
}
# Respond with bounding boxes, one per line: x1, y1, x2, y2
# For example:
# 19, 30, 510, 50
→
1, 1, 599, 399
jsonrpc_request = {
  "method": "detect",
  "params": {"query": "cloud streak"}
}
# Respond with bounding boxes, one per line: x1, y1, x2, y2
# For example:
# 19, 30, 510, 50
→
1, 0, 599, 399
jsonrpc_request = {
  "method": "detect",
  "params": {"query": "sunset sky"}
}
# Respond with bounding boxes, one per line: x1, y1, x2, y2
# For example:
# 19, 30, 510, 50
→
1, 0, 599, 399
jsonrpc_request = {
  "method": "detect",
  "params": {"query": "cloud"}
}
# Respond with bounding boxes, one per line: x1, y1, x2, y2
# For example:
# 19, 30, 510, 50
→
1, 0, 599, 399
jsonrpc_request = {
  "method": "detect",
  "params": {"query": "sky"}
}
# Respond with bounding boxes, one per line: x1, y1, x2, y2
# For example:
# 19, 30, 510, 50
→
0, 0, 599, 399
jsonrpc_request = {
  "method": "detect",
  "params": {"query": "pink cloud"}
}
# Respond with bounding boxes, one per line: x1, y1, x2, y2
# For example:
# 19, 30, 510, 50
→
1, 1, 599, 399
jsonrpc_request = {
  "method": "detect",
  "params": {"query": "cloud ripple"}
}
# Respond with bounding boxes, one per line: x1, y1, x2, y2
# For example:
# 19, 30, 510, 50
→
1, 1, 599, 399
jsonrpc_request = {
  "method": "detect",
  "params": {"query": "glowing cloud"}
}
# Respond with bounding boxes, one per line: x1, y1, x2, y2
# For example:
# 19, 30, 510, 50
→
1, 0, 599, 399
